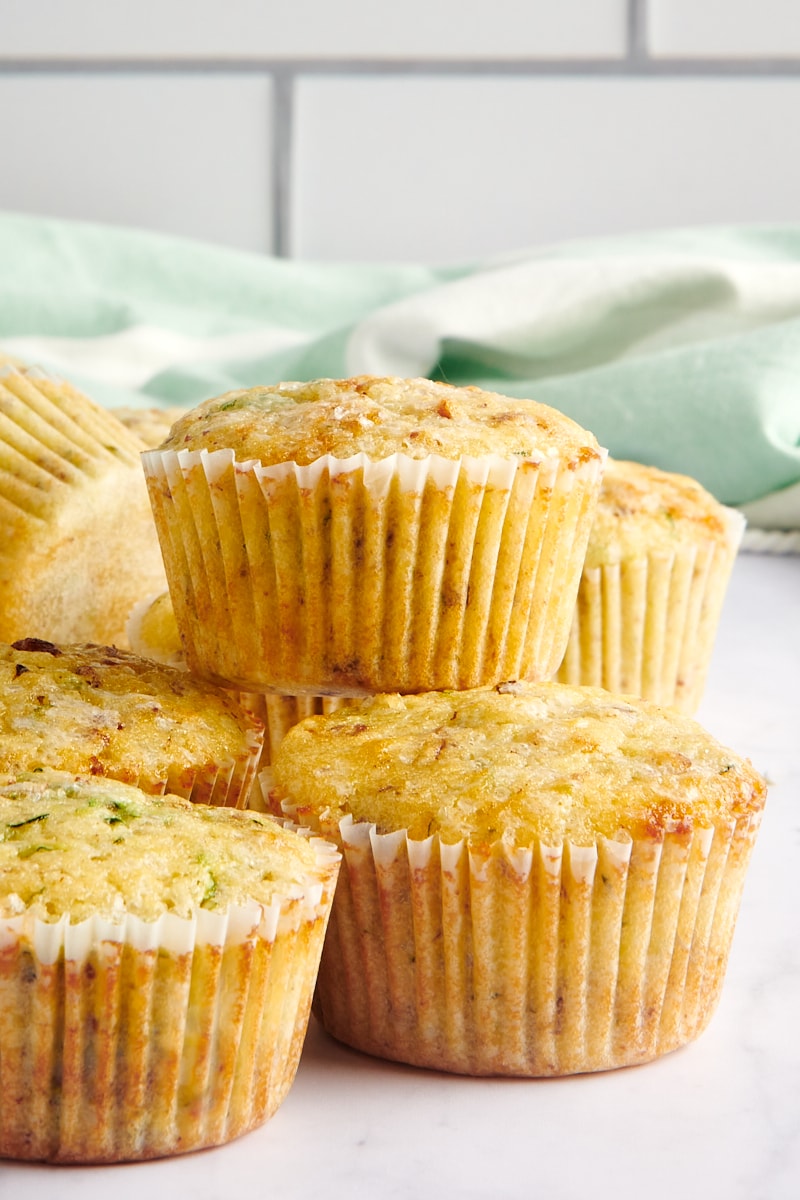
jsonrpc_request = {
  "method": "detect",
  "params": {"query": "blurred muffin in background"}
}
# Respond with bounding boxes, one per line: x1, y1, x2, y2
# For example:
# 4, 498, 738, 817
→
0, 367, 167, 646
556, 459, 745, 713
112, 405, 188, 448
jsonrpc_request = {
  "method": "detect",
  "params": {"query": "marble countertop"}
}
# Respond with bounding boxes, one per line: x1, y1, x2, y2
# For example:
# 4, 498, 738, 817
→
4, 550, 798, 1200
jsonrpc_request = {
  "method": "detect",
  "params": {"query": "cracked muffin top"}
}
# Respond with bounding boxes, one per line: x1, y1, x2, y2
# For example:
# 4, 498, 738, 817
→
270, 681, 765, 847
0, 771, 335, 924
157, 375, 602, 467
585, 459, 744, 567
0, 639, 263, 802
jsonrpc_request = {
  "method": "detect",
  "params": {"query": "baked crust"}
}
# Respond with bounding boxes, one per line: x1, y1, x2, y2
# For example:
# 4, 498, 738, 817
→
0, 639, 263, 806
585, 458, 741, 566
0, 772, 327, 923
159, 375, 602, 466
271, 680, 766, 845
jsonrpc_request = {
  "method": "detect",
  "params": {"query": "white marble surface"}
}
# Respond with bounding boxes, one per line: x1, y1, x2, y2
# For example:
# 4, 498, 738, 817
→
3, 550, 798, 1199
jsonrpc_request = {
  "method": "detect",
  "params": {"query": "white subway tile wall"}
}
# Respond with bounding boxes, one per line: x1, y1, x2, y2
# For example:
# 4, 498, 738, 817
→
650, 0, 800, 58
293, 76, 800, 261
0, 0, 629, 60
0, 1, 799, 260
0, 75, 273, 252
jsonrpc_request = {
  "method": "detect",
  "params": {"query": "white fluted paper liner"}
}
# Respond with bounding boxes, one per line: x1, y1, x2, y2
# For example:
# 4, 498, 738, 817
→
308, 810, 761, 1076
0, 841, 339, 1163
142, 444, 604, 694
240, 693, 352, 769
556, 506, 745, 713
130, 726, 264, 810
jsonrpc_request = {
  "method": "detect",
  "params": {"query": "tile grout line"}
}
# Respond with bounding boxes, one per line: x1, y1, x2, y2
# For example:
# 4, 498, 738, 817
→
628, 0, 650, 64
272, 66, 293, 257
2, 58, 800, 76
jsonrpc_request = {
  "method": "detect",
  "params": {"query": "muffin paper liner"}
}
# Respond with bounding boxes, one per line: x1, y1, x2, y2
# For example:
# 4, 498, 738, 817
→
240, 693, 352, 771
142, 446, 604, 695
303, 810, 761, 1077
131, 722, 265, 810
0, 836, 339, 1162
556, 507, 745, 713
0, 366, 148, 527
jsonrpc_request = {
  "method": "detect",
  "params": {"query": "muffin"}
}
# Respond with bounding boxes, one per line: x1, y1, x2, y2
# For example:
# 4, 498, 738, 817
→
0, 638, 263, 807
556, 460, 745, 713
142, 376, 605, 695
0, 366, 167, 646
270, 682, 766, 1077
0, 772, 339, 1161
126, 590, 187, 670
126, 591, 351, 774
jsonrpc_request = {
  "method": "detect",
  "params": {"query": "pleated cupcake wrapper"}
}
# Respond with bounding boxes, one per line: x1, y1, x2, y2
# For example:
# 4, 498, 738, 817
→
131, 725, 265, 809
305, 809, 761, 1077
0, 839, 340, 1163
556, 507, 746, 714
0, 367, 146, 524
240, 692, 353, 770
0, 367, 166, 644
142, 445, 604, 695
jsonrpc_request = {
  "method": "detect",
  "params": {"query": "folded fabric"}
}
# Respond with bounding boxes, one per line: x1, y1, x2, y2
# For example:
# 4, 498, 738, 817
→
1, 212, 799, 533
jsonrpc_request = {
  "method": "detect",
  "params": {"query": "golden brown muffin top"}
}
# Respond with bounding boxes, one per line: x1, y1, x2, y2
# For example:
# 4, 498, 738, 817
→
271, 682, 765, 846
158, 376, 602, 467
0, 639, 261, 790
0, 772, 333, 923
585, 459, 744, 568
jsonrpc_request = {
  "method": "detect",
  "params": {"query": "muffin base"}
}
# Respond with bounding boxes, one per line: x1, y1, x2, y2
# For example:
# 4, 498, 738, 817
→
309, 812, 761, 1076
143, 446, 604, 695
556, 509, 745, 713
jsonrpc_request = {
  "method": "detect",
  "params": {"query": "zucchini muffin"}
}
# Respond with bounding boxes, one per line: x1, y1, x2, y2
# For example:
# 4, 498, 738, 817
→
270, 681, 766, 1077
126, 591, 351, 773
142, 375, 604, 695
556, 460, 745, 713
0, 638, 263, 807
0, 367, 167, 646
0, 772, 339, 1162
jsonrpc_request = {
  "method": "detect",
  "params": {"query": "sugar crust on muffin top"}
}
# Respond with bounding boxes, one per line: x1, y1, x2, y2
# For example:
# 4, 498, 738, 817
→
0, 773, 326, 923
158, 376, 602, 466
0, 639, 261, 786
585, 459, 743, 568
271, 682, 765, 847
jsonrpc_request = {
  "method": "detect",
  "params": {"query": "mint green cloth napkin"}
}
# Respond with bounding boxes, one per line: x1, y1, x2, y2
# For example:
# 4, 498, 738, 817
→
1, 213, 799, 530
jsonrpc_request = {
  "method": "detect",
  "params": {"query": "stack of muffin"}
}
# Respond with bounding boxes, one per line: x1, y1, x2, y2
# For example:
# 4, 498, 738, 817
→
0, 367, 766, 1161
140, 375, 765, 1076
